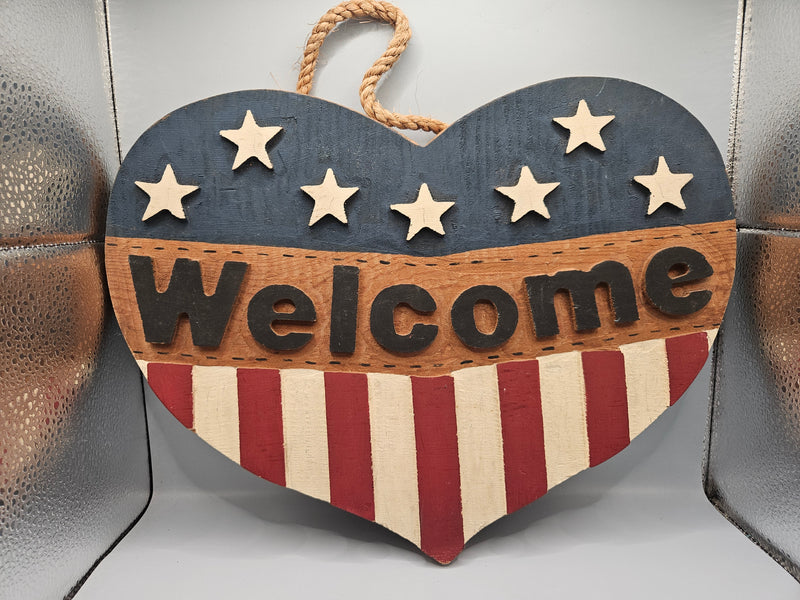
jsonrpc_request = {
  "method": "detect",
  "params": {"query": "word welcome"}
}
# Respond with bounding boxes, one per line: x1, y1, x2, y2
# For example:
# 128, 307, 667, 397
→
129, 245, 713, 356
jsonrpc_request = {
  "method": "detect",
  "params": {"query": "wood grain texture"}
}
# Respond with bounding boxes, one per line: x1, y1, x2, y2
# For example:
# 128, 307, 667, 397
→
134, 328, 715, 564
218, 109, 282, 170
280, 369, 330, 502
192, 366, 240, 462
107, 81, 735, 258
621, 338, 671, 439
453, 365, 506, 540
538, 351, 589, 488
552, 98, 615, 153
107, 76, 738, 564
367, 373, 421, 546
108, 220, 734, 376
135, 164, 198, 221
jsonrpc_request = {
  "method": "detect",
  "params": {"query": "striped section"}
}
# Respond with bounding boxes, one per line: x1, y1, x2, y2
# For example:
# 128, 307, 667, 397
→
412, 375, 463, 564
538, 352, 589, 488
140, 331, 710, 563
367, 373, 420, 546
237, 369, 285, 485
453, 366, 506, 541
620, 338, 671, 440
192, 366, 240, 463
582, 350, 630, 467
281, 369, 330, 502
666, 331, 710, 404
147, 362, 193, 428
706, 328, 718, 349
497, 360, 547, 512
324, 372, 375, 521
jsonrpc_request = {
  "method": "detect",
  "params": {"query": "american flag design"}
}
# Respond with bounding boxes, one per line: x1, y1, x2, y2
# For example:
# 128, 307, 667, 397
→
135, 329, 715, 564
106, 77, 736, 562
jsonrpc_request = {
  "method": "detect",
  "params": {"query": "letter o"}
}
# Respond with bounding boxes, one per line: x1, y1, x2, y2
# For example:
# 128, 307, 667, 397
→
451, 285, 519, 349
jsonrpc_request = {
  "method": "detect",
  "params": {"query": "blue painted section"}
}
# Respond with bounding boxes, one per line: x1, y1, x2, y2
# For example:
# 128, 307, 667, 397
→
107, 77, 734, 256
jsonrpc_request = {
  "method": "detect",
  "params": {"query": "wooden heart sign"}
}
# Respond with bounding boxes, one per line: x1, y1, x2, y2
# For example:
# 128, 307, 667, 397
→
105, 77, 735, 563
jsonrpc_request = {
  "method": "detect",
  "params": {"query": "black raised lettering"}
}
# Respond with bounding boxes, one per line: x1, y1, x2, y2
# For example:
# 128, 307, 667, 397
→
370, 284, 438, 354
525, 261, 639, 338
247, 285, 316, 351
329, 265, 360, 354
129, 255, 246, 347
451, 285, 519, 349
645, 246, 713, 315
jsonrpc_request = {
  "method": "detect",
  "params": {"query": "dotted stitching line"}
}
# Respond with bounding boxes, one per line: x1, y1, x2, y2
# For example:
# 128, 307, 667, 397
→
120, 226, 732, 368
116, 226, 735, 267
132, 322, 722, 368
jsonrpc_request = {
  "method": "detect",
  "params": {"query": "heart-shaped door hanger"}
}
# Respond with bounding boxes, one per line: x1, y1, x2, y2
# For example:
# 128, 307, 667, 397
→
106, 2, 735, 564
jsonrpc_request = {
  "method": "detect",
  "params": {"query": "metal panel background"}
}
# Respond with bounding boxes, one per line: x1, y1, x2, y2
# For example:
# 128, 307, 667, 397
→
78, 0, 797, 596
0, 1, 150, 598
706, 0, 800, 580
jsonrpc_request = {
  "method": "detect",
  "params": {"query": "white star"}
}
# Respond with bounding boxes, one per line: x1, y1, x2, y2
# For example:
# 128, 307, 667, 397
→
495, 166, 560, 222
633, 156, 693, 215
391, 183, 454, 241
300, 168, 359, 226
219, 110, 282, 170
553, 99, 615, 154
135, 164, 199, 221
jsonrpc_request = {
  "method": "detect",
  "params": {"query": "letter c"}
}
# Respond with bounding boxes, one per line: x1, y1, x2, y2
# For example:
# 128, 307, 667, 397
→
370, 284, 438, 354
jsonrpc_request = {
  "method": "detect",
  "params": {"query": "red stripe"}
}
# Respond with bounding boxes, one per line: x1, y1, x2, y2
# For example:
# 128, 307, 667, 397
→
496, 360, 547, 513
582, 351, 630, 467
324, 372, 375, 521
147, 363, 193, 428
412, 375, 463, 564
666, 332, 709, 405
237, 369, 286, 486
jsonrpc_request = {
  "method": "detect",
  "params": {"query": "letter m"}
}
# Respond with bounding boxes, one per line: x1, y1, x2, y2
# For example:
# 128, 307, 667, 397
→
525, 261, 639, 338
129, 255, 247, 347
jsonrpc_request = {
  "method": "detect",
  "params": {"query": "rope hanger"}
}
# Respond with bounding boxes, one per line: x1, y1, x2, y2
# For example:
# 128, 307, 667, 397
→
296, 1, 446, 134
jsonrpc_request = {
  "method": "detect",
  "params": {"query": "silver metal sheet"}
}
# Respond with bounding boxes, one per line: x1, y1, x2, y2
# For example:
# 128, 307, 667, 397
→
707, 231, 800, 579
727, 2, 800, 227
0, 0, 150, 598
0, 244, 150, 599
706, 0, 800, 581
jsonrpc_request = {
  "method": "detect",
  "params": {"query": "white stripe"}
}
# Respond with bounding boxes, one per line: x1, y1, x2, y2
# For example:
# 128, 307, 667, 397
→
367, 373, 420, 547
135, 359, 148, 376
621, 338, 670, 440
192, 366, 240, 463
280, 369, 330, 502
538, 352, 589, 488
453, 365, 507, 540
705, 328, 718, 351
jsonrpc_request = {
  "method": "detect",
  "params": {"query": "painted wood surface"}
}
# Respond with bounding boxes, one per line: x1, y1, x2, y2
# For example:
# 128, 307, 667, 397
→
107, 76, 736, 564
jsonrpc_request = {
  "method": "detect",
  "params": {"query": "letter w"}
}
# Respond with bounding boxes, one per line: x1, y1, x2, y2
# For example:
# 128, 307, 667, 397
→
129, 255, 247, 347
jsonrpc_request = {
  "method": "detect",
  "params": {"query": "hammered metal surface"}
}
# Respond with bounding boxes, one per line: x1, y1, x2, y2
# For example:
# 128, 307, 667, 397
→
728, 2, 800, 227
0, 73, 108, 246
708, 232, 800, 579
0, 247, 150, 600
705, 0, 800, 581
0, 1, 150, 598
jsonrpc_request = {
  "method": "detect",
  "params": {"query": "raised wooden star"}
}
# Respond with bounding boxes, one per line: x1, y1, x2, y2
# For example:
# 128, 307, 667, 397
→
135, 164, 199, 221
553, 99, 615, 153
391, 183, 454, 240
495, 166, 560, 222
219, 110, 282, 170
633, 156, 693, 215
300, 168, 359, 226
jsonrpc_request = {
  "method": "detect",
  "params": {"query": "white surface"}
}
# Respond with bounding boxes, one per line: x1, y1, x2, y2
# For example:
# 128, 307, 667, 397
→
78, 0, 798, 596
78, 368, 798, 598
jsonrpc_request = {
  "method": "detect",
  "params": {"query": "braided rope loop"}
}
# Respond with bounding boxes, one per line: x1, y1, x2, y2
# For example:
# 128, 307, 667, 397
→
296, 1, 446, 133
